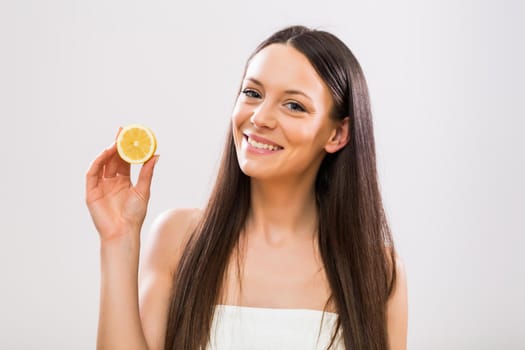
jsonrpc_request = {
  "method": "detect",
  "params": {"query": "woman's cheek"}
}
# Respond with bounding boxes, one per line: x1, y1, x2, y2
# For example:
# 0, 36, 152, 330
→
231, 104, 244, 126
233, 105, 254, 128
280, 119, 309, 143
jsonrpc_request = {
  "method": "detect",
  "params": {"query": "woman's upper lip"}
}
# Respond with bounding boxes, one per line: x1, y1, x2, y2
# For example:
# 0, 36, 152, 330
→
244, 133, 283, 148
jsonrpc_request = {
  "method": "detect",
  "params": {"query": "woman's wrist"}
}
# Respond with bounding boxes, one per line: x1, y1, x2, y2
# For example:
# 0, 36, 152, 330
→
100, 226, 141, 247
99, 228, 142, 270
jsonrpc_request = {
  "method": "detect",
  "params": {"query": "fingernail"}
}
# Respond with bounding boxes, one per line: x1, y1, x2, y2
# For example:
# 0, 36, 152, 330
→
154, 155, 160, 165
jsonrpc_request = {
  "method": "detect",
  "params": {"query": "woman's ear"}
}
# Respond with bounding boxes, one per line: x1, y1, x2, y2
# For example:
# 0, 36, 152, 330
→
325, 116, 350, 153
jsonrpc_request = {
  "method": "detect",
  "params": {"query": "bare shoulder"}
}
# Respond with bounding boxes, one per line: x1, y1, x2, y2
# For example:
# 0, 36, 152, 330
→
137, 207, 203, 350
384, 246, 406, 278
384, 246, 408, 350
141, 207, 203, 277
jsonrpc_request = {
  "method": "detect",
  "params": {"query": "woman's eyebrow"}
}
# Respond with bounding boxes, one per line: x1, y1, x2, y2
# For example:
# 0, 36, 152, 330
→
245, 77, 313, 102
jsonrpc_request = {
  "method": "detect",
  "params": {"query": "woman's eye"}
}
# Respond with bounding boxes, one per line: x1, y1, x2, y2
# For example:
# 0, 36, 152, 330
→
241, 89, 261, 98
285, 102, 306, 113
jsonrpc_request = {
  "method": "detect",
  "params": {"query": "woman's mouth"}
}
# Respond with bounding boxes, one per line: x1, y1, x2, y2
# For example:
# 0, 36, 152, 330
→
243, 134, 284, 152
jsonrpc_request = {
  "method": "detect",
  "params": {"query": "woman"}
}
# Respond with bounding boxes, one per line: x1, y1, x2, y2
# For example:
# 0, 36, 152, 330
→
86, 25, 408, 350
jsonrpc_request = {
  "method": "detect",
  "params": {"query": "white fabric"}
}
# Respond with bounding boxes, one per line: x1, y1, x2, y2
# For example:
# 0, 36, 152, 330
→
206, 304, 345, 350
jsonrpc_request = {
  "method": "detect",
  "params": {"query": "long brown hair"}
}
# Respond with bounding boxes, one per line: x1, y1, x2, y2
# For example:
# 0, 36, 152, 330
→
164, 25, 397, 350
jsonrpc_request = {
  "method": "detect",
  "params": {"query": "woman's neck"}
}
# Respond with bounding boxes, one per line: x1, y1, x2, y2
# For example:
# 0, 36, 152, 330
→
246, 176, 318, 246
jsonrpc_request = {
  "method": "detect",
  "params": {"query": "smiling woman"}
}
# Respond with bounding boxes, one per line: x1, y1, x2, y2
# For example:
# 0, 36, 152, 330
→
86, 24, 407, 350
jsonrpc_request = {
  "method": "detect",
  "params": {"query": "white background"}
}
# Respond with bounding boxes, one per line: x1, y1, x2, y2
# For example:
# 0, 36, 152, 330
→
0, 0, 523, 349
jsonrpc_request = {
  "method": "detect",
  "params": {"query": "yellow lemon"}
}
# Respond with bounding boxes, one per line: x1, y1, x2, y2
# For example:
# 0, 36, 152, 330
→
116, 124, 157, 164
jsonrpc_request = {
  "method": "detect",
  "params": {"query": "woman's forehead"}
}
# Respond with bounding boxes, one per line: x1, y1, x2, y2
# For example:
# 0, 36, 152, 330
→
244, 44, 330, 99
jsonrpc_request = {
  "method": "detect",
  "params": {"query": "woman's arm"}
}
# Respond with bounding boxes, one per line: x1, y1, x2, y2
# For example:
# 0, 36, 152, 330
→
138, 208, 201, 350
97, 208, 199, 350
97, 231, 150, 350
85, 128, 160, 349
386, 253, 408, 350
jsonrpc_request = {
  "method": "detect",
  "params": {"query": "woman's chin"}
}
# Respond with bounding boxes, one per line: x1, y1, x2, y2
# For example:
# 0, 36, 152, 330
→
239, 164, 279, 181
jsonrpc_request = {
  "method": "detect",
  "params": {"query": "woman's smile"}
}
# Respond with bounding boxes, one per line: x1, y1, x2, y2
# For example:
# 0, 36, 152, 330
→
243, 133, 284, 154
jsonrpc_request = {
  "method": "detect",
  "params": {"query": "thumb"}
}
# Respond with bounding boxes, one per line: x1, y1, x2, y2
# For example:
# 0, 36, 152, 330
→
135, 155, 160, 199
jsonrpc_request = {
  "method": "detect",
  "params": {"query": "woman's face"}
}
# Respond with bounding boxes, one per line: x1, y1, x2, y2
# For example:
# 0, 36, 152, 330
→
231, 43, 341, 181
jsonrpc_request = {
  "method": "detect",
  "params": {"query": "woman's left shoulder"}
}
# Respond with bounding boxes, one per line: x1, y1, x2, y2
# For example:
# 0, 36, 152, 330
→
384, 245, 406, 274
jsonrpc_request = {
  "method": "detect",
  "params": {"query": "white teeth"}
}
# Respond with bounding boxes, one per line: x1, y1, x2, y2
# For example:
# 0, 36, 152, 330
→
247, 137, 281, 151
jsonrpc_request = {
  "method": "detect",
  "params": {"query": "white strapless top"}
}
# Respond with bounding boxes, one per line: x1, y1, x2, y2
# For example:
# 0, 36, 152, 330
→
206, 304, 345, 350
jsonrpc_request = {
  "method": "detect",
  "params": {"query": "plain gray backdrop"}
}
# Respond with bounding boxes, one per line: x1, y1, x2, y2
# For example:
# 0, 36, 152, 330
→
1, 0, 523, 349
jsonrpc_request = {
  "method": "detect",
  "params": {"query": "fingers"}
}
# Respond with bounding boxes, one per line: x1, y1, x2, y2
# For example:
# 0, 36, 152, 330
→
87, 127, 156, 202
104, 148, 130, 178
86, 141, 118, 194
116, 157, 131, 177
135, 155, 160, 200
115, 126, 123, 139
113, 126, 130, 177
102, 127, 131, 178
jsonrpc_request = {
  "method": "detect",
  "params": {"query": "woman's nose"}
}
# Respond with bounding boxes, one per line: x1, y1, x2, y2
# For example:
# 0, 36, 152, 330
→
250, 102, 277, 129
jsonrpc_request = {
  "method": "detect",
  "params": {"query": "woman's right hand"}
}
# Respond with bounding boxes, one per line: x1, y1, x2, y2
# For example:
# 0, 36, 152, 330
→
85, 127, 160, 242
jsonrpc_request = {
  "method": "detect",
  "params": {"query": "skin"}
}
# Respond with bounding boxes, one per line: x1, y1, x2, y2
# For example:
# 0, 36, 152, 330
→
86, 43, 408, 350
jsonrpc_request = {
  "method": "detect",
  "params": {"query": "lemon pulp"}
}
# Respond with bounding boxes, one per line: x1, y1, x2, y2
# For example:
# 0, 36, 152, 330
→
116, 124, 157, 164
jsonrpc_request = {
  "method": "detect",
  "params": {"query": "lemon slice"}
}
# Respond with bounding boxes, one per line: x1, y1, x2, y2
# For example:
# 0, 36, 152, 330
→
116, 124, 157, 164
